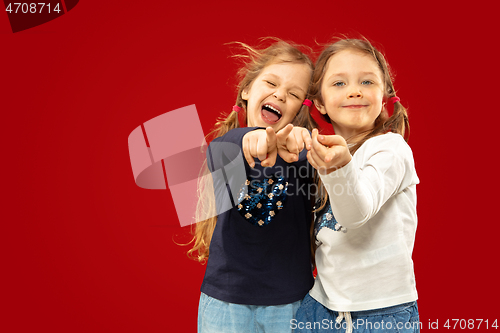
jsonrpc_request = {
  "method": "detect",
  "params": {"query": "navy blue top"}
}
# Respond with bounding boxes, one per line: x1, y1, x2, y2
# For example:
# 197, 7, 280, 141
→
200, 127, 315, 305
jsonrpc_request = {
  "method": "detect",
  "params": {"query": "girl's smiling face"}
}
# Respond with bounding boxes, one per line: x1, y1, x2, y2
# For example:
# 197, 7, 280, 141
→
316, 50, 385, 139
242, 61, 311, 131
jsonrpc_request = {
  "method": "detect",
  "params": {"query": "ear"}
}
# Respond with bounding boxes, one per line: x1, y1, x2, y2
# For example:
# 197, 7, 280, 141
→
314, 99, 327, 115
241, 89, 249, 101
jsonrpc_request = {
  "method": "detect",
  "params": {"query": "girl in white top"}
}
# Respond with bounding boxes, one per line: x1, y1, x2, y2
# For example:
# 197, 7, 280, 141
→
294, 38, 420, 333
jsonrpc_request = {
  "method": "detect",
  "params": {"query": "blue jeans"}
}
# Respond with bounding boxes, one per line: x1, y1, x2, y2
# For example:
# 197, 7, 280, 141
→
198, 292, 302, 333
294, 293, 420, 333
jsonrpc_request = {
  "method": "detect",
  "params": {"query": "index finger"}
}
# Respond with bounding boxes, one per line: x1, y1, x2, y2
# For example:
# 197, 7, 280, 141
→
242, 133, 255, 168
300, 128, 312, 151
266, 127, 277, 150
276, 124, 293, 146
317, 134, 346, 148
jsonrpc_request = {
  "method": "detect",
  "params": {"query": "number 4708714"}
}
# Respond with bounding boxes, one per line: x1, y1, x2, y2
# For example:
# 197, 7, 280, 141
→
5, 3, 61, 14
443, 319, 498, 329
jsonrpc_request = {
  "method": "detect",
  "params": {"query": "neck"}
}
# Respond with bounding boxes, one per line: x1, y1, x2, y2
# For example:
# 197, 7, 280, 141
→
332, 124, 370, 144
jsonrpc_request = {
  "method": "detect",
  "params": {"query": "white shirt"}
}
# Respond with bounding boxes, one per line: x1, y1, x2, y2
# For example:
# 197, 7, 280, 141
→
310, 132, 419, 312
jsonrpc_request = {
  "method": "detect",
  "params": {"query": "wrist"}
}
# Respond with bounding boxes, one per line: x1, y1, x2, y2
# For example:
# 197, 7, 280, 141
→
323, 154, 352, 175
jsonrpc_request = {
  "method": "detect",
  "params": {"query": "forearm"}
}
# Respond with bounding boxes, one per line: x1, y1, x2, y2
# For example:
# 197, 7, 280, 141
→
320, 159, 375, 229
319, 137, 412, 229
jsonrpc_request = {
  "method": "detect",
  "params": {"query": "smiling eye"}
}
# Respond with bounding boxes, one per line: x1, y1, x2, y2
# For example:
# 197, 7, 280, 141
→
266, 80, 276, 87
290, 92, 300, 99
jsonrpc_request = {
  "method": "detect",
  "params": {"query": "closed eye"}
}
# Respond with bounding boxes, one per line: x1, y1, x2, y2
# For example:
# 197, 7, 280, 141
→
290, 92, 300, 99
266, 80, 276, 87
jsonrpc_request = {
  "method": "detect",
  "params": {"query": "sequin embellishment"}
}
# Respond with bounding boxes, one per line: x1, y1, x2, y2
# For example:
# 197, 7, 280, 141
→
314, 200, 346, 238
236, 175, 287, 227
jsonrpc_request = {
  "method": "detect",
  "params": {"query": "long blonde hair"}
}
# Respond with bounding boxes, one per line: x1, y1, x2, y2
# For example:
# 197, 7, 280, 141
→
187, 39, 317, 263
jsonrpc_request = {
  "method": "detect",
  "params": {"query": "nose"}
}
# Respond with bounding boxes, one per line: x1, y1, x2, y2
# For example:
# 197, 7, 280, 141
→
273, 88, 286, 102
347, 86, 363, 99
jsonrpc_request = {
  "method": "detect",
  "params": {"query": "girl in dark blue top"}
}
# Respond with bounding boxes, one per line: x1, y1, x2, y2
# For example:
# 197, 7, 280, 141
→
190, 39, 318, 333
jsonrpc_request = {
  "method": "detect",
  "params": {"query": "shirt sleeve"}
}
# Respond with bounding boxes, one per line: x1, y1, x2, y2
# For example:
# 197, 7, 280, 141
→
319, 134, 418, 229
207, 127, 263, 172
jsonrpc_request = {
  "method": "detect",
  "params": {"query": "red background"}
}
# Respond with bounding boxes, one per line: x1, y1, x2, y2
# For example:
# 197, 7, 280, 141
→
2, 1, 499, 332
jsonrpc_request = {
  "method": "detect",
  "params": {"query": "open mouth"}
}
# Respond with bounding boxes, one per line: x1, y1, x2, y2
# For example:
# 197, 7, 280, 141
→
261, 104, 282, 124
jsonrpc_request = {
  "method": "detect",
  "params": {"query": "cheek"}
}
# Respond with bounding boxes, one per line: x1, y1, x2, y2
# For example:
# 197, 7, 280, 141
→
369, 91, 384, 109
246, 106, 260, 126
327, 93, 343, 107
284, 108, 300, 122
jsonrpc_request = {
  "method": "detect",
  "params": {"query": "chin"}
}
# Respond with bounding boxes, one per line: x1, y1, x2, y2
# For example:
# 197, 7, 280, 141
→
270, 122, 287, 132
257, 117, 282, 130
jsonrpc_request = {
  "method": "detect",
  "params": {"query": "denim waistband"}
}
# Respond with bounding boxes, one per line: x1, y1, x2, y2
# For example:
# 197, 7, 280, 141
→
334, 301, 417, 317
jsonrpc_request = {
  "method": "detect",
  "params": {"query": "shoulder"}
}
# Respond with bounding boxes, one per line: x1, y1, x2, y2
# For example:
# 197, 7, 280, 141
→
364, 132, 407, 147
354, 133, 417, 176
359, 132, 413, 158
211, 127, 263, 144
207, 127, 261, 172
352, 133, 419, 189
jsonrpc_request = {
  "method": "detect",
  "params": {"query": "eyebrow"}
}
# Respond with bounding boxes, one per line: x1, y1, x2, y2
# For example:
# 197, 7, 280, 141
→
326, 71, 379, 82
263, 73, 307, 93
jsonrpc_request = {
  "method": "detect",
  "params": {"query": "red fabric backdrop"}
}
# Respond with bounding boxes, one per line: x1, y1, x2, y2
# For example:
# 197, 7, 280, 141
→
2, 1, 499, 331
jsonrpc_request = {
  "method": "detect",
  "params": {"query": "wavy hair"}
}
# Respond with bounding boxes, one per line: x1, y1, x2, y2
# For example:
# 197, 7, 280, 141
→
312, 37, 410, 155
310, 37, 410, 218
187, 39, 317, 263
